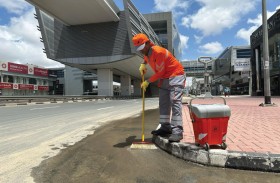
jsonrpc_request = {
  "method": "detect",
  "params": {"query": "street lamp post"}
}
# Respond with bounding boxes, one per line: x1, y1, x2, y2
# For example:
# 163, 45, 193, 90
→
262, 0, 272, 105
198, 56, 213, 96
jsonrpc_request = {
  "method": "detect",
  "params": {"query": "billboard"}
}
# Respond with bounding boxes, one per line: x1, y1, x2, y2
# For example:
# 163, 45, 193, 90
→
19, 84, 34, 90
0, 83, 13, 89
38, 86, 49, 91
8, 62, 28, 74
234, 59, 250, 72
1, 62, 50, 77
34, 67, 48, 77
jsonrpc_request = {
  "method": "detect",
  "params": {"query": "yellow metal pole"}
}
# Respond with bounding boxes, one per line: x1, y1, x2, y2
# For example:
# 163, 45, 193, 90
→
141, 75, 145, 142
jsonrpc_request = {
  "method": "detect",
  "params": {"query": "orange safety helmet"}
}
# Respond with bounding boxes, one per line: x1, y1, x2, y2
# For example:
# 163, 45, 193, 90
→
132, 33, 149, 51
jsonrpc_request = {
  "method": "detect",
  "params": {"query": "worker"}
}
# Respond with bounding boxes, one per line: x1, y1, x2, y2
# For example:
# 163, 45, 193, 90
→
132, 33, 186, 142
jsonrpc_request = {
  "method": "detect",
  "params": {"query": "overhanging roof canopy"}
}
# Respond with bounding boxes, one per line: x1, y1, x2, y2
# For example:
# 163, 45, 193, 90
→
26, 0, 120, 25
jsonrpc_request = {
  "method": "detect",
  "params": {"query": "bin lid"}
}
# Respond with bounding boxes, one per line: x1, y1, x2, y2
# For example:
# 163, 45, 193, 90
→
190, 104, 231, 118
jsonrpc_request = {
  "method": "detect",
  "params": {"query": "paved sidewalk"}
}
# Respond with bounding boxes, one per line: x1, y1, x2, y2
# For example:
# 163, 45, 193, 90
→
182, 95, 280, 154
154, 95, 280, 172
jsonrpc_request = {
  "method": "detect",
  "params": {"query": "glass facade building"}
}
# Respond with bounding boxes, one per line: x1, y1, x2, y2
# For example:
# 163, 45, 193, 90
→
143, 12, 182, 60
250, 9, 280, 96
213, 46, 251, 95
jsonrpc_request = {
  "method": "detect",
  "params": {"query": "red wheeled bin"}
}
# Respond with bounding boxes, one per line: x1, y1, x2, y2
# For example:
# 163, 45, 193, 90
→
189, 97, 231, 151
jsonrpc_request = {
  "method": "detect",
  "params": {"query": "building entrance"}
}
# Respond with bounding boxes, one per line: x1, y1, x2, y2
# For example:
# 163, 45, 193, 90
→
271, 75, 280, 96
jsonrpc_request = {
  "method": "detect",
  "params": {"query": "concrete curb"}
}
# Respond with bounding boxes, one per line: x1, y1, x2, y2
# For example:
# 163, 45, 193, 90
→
153, 136, 280, 173
0, 97, 142, 107
0, 100, 87, 106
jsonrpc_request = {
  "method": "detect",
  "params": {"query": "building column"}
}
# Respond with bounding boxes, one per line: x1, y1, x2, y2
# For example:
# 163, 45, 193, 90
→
97, 69, 113, 96
120, 75, 131, 96
255, 49, 261, 93
133, 79, 141, 96
13, 76, 17, 83
64, 66, 84, 95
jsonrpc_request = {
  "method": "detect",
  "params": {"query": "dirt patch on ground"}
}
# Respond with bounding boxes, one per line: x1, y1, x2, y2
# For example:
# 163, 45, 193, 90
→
31, 109, 190, 183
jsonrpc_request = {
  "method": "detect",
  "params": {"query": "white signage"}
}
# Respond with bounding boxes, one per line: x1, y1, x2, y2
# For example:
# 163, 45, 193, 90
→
13, 83, 18, 90
234, 59, 250, 71
28, 64, 34, 75
0, 62, 8, 71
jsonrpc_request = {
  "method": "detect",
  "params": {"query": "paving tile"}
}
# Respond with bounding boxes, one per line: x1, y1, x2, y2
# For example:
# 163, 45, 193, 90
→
182, 96, 280, 154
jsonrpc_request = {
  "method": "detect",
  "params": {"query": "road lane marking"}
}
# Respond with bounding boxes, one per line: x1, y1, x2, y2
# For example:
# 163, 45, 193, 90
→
125, 100, 136, 102
97, 106, 114, 110
30, 106, 60, 110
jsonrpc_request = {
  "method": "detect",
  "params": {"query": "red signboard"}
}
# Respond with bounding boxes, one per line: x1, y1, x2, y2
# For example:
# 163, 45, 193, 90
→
19, 84, 34, 90
8, 62, 28, 74
38, 86, 49, 91
34, 67, 48, 77
0, 83, 13, 89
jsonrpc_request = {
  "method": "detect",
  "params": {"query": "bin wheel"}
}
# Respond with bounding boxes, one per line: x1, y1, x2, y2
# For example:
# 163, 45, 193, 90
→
221, 142, 227, 150
203, 143, 209, 151
195, 143, 200, 146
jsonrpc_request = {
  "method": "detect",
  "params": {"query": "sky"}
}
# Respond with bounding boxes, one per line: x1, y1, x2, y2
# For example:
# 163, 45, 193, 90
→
0, 0, 280, 68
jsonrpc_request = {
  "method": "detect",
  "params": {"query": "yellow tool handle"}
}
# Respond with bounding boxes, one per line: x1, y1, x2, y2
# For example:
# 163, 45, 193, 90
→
141, 75, 145, 142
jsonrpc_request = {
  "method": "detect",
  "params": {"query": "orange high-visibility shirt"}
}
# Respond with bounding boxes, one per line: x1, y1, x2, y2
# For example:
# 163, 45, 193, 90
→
144, 46, 184, 83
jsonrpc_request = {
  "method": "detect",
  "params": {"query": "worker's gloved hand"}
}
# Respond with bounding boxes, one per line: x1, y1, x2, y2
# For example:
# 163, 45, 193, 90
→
139, 64, 147, 75
141, 80, 149, 92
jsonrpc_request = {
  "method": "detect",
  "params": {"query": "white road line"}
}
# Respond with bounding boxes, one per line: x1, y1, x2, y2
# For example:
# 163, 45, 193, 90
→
30, 106, 60, 111
97, 106, 114, 110
125, 100, 136, 102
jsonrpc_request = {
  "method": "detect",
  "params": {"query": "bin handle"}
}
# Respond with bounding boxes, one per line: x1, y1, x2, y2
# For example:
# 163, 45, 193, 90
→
188, 96, 227, 123
189, 104, 195, 123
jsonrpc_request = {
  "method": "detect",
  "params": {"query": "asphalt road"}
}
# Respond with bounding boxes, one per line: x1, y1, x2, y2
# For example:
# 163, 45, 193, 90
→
0, 99, 159, 183
1, 99, 280, 183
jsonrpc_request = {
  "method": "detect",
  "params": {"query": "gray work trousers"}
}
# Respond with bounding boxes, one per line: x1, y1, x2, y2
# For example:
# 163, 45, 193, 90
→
159, 75, 185, 134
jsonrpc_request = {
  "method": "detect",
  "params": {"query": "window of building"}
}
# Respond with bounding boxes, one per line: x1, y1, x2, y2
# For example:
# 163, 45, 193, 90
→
8, 75, 13, 83
14, 76, 19, 83
56, 70, 64, 78
38, 79, 42, 85
158, 34, 168, 44
154, 30, 167, 34
236, 49, 251, 58
22, 78, 27, 84
277, 40, 280, 64
29, 78, 37, 85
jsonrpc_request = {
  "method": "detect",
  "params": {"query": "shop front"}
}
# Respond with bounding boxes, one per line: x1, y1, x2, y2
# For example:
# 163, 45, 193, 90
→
0, 61, 51, 96
0, 83, 49, 96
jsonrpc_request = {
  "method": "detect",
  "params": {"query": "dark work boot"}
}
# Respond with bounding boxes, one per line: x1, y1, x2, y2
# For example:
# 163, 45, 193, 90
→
168, 126, 183, 142
168, 133, 183, 142
151, 123, 172, 137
